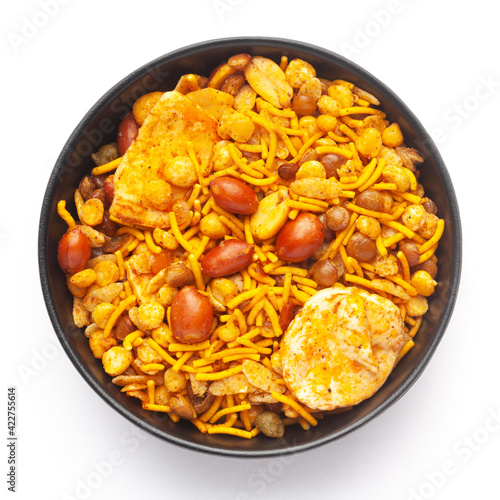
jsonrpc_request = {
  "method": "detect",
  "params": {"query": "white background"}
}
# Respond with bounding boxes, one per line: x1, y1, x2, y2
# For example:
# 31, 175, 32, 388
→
2, 1, 499, 499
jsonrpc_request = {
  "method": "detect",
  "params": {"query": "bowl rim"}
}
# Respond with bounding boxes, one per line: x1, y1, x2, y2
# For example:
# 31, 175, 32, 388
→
38, 36, 462, 458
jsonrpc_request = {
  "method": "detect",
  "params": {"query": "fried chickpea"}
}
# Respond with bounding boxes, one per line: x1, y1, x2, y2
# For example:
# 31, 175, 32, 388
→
70, 268, 97, 288
382, 164, 411, 192
164, 156, 197, 188
327, 84, 354, 108
152, 323, 175, 347
356, 215, 381, 239
216, 321, 240, 342
298, 115, 320, 136
93, 260, 120, 287
89, 330, 117, 359
102, 346, 132, 376
296, 160, 326, 180
316, 114, 337, 132
212, 142, 234, 172
410, 270, 437, 297
145, 179, 172, 211
137, 302, 165, 330
418, 213, 439, 239
355, 128, 382, 158
81, 198, 104, 226
92, 302, 116, 329
164, 367, 187, 392
317, 95, 341, 117
199, 212, 230, 239
285, 59, 316, 88
402, 204, 427, 232
136, 339, 163, 364
382, 123, 404, 148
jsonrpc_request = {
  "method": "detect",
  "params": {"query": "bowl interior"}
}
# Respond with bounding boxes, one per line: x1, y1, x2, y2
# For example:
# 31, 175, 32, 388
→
39, 37, 461, 457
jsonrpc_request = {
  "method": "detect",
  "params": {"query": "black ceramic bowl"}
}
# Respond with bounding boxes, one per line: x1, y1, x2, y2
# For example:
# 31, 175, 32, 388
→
39, 37, 461, 457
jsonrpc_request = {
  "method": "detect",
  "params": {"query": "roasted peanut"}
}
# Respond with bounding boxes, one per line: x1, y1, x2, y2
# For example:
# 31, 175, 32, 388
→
201, 240, 254, 277
170, 286, 213, 344
117, 112, 139, 156
210, 177, 259, 214
58, 227, 91, 274
276, 213, 325, 263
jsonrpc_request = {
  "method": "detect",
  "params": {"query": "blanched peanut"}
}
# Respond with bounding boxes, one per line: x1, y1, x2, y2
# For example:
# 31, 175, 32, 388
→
199, 212, 230, 239
217, 109, 255, 143
356, 215, 381, 239
132, 91, 163, 126
382, 123, 404, 148
152, 323, 174, 347
355, 128, 382, 158
163, 156, 197, 188
102, 346, 132, 376
285, 59, 316, 88
244, 56, 293, 109
228, 53, 252, 70
207, 62, 237, 89
233, 84, 257, 113
216, 321, 240, 342
317, 95, 341, 117
406, 294, 429, 316
89, 330, 117, 359
93, 260, 120, 287
145, 179, 172, 211
153, 228, 179, 250
250, 189, 291, 240
137, 339, 163, 364
208, 278, 238, 309
164, 367, 187, 392
410, 270, 437, 297
296, 160, 326, 180
91, 302, 116, 329
83, 283, 123, 312
70, 269, 96, 288
327, 84, 354, 108
402, 204, 427, 232
137, 302, 165, 330
156, 285, 177, 308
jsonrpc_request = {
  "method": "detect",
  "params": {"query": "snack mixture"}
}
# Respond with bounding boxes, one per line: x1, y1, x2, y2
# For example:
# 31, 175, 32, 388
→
56, 53, 444, 439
